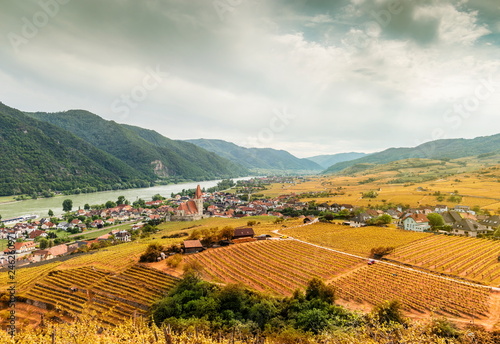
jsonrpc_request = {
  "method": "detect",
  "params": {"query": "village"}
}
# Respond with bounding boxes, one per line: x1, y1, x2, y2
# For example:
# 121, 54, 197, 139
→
1, 177, 499, 268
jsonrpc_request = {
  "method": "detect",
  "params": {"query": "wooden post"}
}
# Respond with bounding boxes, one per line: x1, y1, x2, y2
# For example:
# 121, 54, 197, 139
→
163, 325, 173, 344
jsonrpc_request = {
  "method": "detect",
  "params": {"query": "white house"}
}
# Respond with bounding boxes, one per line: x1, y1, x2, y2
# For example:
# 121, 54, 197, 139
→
402, 214, 430, 232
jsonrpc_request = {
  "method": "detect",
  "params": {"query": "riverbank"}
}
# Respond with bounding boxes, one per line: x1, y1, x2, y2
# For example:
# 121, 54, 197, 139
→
0, 176, 257, 221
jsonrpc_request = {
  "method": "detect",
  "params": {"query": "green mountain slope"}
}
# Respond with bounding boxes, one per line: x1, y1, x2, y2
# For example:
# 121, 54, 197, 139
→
0, 102, 150, 196
122, 124, 249, 177
323, 134, 500, 174
306, 152, 368, 169
185, 139, 323, 171
27, 110, 248, 181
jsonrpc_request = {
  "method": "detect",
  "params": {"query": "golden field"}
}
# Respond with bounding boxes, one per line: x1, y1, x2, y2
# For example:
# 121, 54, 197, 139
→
262, 163, 500, 212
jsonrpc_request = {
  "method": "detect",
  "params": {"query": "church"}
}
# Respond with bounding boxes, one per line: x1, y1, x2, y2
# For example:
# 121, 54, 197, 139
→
170, 185, 207, 221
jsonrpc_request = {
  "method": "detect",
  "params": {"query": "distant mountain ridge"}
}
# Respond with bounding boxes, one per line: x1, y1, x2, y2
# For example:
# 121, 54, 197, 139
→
323, 134, 500, 174
185, 139, 322, 171
306, 152, 368, 169
27, 110, 248, 183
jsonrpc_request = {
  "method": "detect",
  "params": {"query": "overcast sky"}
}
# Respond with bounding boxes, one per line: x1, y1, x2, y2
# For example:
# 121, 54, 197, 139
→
1, 0, 499, 158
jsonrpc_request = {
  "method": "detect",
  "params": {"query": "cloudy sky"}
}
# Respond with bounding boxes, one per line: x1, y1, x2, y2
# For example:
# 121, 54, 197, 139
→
1, 0, 499, 158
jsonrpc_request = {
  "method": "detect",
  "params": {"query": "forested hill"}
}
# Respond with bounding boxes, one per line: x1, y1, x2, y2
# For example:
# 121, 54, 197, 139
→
323, 134, 500, 174
0, 102, 149, 196
185, 138, 322, 171
27, 109, 248, 181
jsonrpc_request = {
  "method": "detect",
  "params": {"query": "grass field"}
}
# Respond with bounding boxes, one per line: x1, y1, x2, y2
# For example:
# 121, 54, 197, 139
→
0, 195, 16, 204
281, 222, 432, 257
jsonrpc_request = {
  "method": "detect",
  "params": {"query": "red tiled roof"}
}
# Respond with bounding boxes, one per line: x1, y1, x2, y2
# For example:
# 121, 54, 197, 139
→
409, 213, 429, 223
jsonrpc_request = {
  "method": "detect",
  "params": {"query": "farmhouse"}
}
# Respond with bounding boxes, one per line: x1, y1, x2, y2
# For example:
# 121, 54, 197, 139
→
3, 241, 36, 254
402, 214, 430, 232
183, 240, 204, 254
442, 211, 463, 226
28, 230, 47, 239
350, 212, 372, 227
114, 230, 131, 242
452, 219, 492, 237
233, 227, 255, 239
434, 204, 448, 213
481, 215, 500, 230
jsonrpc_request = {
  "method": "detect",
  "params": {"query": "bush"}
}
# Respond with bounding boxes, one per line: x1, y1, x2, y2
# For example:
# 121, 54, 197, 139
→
166, 254, 183, 268
371, 300, 406, 325
425, 317, 459, 338
362, 191, 378, 199
139, 243, 164, 262
370, 246, 395, 258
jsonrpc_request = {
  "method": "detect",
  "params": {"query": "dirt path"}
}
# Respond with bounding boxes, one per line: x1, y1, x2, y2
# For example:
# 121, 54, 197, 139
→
483, 290, 500, 331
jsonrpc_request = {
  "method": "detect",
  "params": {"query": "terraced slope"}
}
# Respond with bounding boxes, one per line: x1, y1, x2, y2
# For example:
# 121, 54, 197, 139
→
23, 265, 178, 325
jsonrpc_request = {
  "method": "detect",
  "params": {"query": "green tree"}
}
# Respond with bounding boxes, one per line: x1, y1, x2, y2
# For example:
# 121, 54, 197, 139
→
133, 198, 146, 208
105, 200, 117, 209
296, 308, 331, 334
116, 196, 126, 205
152, 194, 164, 201
368, 214, 393, 226
48, 209, 54, 217
39, 238, 49, 249
84, 203, 90, 210
62, 199, 73, 212
305, 277, 335, 304
427, 213, 445, 230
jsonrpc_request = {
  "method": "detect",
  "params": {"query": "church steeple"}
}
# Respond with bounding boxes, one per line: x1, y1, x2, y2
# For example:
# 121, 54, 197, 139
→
194, 185, 203, 216
195, 185, 203, 199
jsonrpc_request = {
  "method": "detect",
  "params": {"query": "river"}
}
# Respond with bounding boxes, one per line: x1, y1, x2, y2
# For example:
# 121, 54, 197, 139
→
0, 177, 255, 220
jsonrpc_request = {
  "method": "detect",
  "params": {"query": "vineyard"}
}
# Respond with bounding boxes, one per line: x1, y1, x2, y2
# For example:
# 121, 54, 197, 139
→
282, 222, 431, 256
183, 239, 498, 321
332, 262, 492, 318
183, 240, 365, 296
20, 264, 178, 326
388, 235, 500, 285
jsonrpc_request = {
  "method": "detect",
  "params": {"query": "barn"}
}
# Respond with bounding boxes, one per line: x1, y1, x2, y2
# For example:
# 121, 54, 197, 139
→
233, 227, 255, 239
183, 240, 204, 254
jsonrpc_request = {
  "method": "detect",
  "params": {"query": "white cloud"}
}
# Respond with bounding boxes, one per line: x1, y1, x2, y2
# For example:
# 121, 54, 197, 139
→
0, 0, 498, 158
415, 4, 490, 46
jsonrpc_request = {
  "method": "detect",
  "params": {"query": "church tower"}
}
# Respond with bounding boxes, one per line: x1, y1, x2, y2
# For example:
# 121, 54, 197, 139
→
194, 185, 203, 216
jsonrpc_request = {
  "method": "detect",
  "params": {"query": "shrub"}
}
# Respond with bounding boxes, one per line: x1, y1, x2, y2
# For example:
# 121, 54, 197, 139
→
139, 243, 164, 262
371, 300, 406, 325
370, 246, 395, 258
166, 254, 183, 268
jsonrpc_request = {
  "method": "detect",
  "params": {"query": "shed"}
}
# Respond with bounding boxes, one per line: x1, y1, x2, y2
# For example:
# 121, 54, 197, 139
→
183, 240, 204, 254
233, 227, 255, 239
